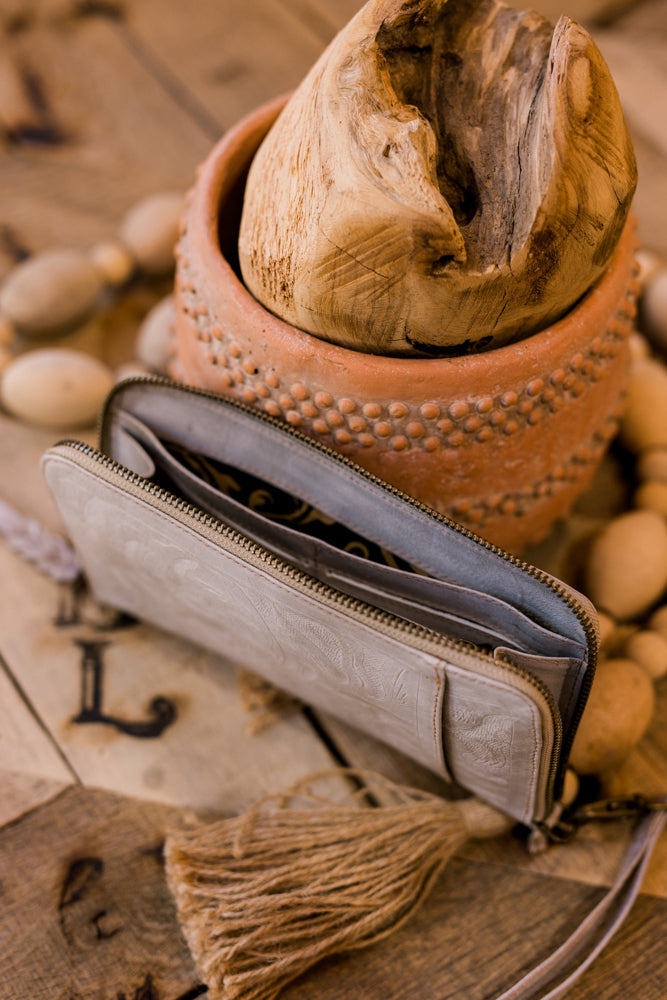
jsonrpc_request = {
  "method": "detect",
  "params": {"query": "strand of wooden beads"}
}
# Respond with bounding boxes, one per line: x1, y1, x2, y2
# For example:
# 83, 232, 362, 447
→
566, 247, 667, 802
0, 201, 666, 808
0, 191, 181, 428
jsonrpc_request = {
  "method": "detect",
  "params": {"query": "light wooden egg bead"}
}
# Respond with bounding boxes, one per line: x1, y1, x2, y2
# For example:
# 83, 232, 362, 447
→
569, 658, 656, 775
1, 188, 666, 807
0, 192, 183, 429
574, 249, 667, 783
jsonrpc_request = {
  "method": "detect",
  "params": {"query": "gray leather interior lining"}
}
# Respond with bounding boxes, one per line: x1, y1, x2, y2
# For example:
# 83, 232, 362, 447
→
105, 384, 588, 642
117, 412, 582, 662
103, 385, 594, 741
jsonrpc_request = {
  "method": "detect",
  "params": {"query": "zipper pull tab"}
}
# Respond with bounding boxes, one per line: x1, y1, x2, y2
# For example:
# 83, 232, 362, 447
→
543, 794, 667, 845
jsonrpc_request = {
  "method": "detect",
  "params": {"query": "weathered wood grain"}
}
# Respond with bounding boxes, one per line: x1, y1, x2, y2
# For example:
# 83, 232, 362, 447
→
2, 781, 665, 1000
281, 855, 667, 1000
0, 652, 74, 794
0, 768, 70, 828
1, 1, 666, 998
0, 783, 201, 1000
239, 0, 636, 355
0, 9, 211, 279
122, 0, 329, 130
0, 543, 340, 814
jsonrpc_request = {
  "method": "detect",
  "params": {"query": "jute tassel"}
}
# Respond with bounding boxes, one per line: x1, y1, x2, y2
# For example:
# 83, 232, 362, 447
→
164, 769, 513, 1000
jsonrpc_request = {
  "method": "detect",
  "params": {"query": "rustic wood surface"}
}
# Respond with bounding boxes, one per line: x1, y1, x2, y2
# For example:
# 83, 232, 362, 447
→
1, 1, 666, 998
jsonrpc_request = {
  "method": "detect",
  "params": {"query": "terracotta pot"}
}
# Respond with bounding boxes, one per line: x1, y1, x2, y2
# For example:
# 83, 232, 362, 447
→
171, 95, 638, 552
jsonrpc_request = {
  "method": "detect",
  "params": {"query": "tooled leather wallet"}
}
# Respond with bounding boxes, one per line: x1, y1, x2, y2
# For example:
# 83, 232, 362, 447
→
42, 375, 600, 834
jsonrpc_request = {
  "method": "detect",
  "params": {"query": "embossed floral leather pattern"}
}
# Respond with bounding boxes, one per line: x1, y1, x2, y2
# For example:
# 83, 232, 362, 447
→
43, 379, 599, 826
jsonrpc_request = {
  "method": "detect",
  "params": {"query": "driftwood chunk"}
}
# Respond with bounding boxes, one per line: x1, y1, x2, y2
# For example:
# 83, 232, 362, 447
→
239, 0, 636, 356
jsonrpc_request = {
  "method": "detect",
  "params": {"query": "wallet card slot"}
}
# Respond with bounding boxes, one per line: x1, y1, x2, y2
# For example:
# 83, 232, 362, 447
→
104, 382, 591, 658
117, 411, 585, 683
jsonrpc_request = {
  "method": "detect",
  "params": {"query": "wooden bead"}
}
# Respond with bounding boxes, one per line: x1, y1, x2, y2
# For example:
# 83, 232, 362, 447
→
634, 480, 667, 517
569, 658, 655, 774
640, 266, 667, 354
627, 330, 650, 364
90, 240, 135, 287
637, 447, 667, 483
114, 361, 151, 382
634, 248, 661, 287
596, 610, 616, 649
584, 509, 667, 620
0, 250, 103, 337
136, 295, 175, 373
624, 629, 667, 681
648, 604, 667, 638
0, 51, 42, 136
599, 752, 665, 800
561, 768, 579, 808
0, 348, 113, 428
0, 315, 15, 347
620, 358, 667, 453
119, 192, 184, 276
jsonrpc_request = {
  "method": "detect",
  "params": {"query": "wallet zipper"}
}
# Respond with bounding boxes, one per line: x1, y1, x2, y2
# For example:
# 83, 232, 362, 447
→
101, 377, 599, 776
52, 434, 565, 825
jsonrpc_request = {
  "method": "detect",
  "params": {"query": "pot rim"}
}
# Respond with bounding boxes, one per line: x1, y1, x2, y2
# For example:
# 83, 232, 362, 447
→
191, 94, 636, 377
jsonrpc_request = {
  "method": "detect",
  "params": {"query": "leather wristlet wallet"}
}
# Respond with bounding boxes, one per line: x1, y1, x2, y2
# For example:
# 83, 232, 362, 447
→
43, 376, 600, 834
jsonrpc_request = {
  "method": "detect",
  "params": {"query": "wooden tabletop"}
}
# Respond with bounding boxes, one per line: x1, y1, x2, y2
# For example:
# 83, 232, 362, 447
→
1, 2, 666, 998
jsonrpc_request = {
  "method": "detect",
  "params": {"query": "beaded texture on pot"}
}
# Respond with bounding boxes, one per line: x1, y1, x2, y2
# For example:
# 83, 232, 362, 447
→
168, 99, 638, 552
174, 250, 637, 537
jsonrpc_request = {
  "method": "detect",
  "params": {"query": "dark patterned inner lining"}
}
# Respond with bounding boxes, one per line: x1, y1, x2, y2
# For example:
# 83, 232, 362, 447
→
159, 442, 413, 572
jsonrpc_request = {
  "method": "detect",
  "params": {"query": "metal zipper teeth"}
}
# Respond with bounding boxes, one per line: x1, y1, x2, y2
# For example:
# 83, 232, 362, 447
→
104, 378, 598, 729
58, 434, 563, 816
87, 375, 579, 793
56, 438, 503, 650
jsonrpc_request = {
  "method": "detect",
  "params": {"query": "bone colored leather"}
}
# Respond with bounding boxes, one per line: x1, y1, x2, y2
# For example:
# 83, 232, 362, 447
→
43, 450, 552, 824
103, 382, 594, 650
118, 411, 583, 661
105, 382, 596, 726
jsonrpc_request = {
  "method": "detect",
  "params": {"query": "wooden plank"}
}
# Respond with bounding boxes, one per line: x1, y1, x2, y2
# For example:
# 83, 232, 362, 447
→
279, 0, 641, 43
0, 783, 201, 1000
601, 0, 667, 35
279, 0, 364, 36
281, 856, 667, 1000
324, 690, 667, 900
0, 411, 97, 531
122, 0, 330, 131
0, 769, 70, 828
595, 33, 667, 160
0, 10, 212, 279
3, 782, 665, 1000
0, 651, 74, 800
591, 29, 667, 256
0, 542, 341, 813
317, 712, 462, 798
627, 128, 667, 258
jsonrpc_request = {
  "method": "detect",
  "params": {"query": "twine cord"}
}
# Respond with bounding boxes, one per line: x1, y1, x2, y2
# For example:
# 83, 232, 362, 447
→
165, 769, 509, 1000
